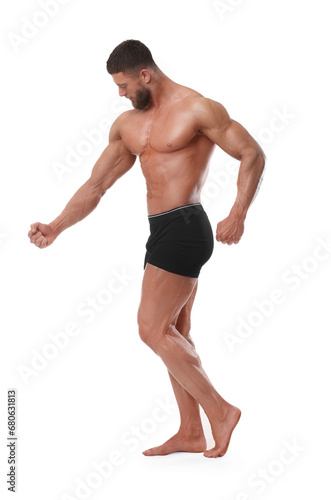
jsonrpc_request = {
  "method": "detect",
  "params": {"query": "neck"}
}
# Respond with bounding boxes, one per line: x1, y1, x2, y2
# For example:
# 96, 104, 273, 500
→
149, 70, 177, 109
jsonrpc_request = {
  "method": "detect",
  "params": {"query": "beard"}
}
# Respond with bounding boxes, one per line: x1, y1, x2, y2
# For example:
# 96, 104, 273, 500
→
132, 87, 151, 110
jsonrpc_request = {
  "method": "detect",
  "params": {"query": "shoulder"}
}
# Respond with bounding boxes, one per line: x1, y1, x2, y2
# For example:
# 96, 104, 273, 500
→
112, 109, 137, 127
185, 96, 231, 131
108, 109, 137, 141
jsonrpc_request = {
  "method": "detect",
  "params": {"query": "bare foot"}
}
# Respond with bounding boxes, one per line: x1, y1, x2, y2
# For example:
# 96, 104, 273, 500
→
143, 431, 207, 456
203, 404, 241, 458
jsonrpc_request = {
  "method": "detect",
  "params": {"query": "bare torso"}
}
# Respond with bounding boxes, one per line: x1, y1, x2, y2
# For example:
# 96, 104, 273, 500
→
29, 72, 264, 250
118, 85, 216, 215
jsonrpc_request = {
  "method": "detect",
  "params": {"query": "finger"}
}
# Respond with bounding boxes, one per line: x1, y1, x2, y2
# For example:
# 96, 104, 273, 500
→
30, 224, 39, 234
222, 235, 232, 244
30, 231, 42, 244
40, 237, 48, 249
216, 231, 227, 241
30, 231, 42, 243
28, 229, 36, 238
217, 234, 228, 243
34, 235, 45, 247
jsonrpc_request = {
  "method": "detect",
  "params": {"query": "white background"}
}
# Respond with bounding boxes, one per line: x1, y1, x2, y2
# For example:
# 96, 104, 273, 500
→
1, 0, 330, 498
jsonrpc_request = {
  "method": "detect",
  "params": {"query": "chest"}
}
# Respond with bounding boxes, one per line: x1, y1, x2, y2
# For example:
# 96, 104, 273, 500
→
121, 107, 198, 156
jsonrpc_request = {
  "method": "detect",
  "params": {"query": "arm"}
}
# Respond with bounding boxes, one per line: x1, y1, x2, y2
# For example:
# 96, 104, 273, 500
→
196, 98, 265, 244
28, 117, 136, 248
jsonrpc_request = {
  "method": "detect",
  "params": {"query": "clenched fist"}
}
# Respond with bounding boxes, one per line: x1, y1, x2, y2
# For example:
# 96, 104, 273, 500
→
28, 222, 57, 249
216, 213, 245, 245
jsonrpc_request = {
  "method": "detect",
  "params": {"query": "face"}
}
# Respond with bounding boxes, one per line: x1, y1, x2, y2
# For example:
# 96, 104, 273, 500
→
112, 71, 152, 110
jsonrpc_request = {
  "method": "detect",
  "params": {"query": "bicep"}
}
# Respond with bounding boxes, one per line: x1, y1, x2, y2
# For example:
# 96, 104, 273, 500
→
198, 99, 262, 160
89, 122, 136, 194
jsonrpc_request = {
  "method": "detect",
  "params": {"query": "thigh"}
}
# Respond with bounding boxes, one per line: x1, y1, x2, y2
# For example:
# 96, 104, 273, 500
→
138, 263, 198, 333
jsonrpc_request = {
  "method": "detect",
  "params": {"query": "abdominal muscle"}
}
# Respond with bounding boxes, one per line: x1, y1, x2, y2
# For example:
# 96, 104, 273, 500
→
141, 135, 215, 215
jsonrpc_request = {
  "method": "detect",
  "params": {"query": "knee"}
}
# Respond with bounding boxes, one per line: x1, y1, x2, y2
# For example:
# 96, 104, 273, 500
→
137, 310, 171, 351
138, 319, 153, 347
137, 310, 156, 348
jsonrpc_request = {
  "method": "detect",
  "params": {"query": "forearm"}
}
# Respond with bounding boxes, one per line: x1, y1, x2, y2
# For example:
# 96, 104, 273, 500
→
49, 180, 103, 237
231, 148, 265, 219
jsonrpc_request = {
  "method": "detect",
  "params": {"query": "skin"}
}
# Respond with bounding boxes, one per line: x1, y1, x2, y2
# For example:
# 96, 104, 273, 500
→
28, 65, 265, 458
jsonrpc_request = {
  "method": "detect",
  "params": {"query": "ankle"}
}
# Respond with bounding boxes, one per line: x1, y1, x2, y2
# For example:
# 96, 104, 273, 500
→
204, 400, 227, 423
179, 421, 204, 437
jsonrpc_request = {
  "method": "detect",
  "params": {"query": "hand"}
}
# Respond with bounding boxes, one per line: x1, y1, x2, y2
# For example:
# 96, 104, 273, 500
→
216, 213, 245, 245
28, 222, 57, 249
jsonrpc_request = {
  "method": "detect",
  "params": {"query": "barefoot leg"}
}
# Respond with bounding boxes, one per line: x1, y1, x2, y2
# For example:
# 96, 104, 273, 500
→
143, 282, 206, 456
138, 264, 241, 458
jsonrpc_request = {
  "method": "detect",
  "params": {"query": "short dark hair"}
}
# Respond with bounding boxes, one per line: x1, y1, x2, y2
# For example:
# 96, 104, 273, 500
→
106, 39, 157, 76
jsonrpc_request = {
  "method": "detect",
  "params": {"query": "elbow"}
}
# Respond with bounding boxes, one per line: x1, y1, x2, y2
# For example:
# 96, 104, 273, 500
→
256, 151, 265, 179
242, 146, 266, 167
258, 149, 266, 171
255, 141, 266, 167
259, 147, 266, 166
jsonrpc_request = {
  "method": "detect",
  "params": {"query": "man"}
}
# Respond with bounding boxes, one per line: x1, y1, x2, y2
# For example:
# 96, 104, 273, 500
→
28, 40, 265, 458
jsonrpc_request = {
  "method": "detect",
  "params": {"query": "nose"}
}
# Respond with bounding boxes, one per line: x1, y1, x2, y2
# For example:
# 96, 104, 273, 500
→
119, 89, 127, 97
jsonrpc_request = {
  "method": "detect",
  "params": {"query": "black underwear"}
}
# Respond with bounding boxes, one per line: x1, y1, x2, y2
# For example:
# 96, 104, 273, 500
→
144, 203, 214, 278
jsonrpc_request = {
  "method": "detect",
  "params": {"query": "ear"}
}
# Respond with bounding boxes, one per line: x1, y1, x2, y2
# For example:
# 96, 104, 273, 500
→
140, 69, 151, 83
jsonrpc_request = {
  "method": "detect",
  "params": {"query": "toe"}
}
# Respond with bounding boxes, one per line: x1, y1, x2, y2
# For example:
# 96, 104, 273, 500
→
143, 446, 164, 456
143, 448, 154, 456
204, 447, 221, 458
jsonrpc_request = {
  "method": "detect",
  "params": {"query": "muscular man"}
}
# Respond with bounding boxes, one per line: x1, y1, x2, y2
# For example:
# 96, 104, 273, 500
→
28, 40, 265, 458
